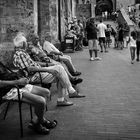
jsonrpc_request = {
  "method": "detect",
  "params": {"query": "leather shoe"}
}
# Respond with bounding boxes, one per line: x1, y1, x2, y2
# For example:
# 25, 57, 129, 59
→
57, 98, 73, 106
71, 78, 83, 85
69, 92, 86, 98
72, 71, 81, 76
28, 122, 50, 135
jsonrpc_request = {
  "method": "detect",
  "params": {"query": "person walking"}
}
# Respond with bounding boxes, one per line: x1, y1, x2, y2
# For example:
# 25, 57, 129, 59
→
105, 24, 112, 48
97, 19, 108, 52
85, 18, 101, 61
118, 24, 124, 50
136, 22, 140, 61
127, 31, 137, 64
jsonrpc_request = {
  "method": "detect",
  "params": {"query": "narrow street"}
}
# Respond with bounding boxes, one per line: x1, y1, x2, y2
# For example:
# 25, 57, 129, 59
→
0, 0, 139, 139
1, 42, 140, 140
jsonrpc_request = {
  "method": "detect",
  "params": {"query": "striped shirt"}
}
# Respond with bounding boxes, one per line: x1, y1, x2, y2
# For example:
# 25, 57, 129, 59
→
13, 49, 40, 69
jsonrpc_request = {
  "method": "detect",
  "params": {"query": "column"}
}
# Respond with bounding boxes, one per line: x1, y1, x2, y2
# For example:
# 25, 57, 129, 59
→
34, 0, 38, 34
91, 0, 96, 17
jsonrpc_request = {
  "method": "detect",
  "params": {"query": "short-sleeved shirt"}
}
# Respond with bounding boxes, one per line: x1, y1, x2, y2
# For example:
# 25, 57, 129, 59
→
86, 23, 98, 40
129, 36, 136, 47
13, 49, 54, 84
13, 49, 40, 70
97, 23, 107, 37
43, 41, 60, 54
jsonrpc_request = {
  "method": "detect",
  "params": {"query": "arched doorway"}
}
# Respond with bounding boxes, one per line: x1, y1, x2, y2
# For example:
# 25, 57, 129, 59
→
95, 0, 113, 16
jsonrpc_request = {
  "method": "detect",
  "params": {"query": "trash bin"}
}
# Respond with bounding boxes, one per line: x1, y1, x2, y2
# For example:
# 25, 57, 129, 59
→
63, 37, 75, 53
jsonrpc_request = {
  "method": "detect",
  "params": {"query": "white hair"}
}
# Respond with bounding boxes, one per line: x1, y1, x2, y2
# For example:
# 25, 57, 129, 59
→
13, 32, 27, 47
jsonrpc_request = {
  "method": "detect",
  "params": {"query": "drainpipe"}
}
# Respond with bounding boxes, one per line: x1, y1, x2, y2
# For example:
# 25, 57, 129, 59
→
58, 0, 61, 42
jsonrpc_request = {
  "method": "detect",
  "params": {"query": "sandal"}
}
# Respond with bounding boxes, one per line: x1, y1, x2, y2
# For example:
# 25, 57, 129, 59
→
28, 121, 50, 135
41, 119, 57, 129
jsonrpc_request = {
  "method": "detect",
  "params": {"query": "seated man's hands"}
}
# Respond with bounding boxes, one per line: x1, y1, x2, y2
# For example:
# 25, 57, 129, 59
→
17, 78, 29, 86
44, 57, 51, 63
48, 63, 55, 66
60, 52, 63, 56
46, 69, 59, 76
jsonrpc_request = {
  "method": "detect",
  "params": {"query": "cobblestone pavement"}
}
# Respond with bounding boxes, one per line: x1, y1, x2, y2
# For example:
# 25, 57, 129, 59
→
1, 46, 140, 140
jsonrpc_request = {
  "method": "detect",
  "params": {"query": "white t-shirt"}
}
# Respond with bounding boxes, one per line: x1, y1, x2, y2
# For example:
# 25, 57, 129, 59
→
97, 23, 107, 38
43, 41, 60, 54
128, 36, 136, 48
128, 6, 131, 12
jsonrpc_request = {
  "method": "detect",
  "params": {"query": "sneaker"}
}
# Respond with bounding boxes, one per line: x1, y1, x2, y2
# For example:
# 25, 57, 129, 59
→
136, 58, 139, 61
72, 71, 81, 76
94, 57, 102, 61
131, 60, 134, 64
57, 98, 73, 106
90, 57, 94, 61
69, 91, 86, 98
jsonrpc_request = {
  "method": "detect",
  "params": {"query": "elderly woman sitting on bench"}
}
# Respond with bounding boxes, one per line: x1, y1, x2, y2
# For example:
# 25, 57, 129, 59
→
43, 37, 81, 76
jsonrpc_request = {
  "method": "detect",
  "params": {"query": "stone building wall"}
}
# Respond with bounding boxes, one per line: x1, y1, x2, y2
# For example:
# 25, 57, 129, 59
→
38, 0, 59, 44
116, 0, 135, 11
50, 0, 59, 44
0, 0, 34, 66
0, 0, 34, 43
38, 0, 51, 43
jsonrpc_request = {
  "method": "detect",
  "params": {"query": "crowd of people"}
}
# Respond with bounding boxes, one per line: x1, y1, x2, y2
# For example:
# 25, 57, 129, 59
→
85, 16, 140, 65
65, 17, 85, 51
85, 18, 116, 61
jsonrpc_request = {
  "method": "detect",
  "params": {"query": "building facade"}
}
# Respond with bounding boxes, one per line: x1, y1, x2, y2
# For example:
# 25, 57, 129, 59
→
0, 0, 136, 46
78, 0, 135, 16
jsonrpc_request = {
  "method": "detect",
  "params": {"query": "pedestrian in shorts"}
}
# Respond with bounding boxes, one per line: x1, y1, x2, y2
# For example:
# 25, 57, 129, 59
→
85, 18, 101, 61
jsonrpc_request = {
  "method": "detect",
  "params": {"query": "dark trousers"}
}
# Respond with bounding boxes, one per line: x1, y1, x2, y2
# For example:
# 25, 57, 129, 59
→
136, 41, 140, 60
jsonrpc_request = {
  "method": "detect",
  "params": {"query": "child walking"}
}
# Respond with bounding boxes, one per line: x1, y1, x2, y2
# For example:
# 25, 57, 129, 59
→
128, 31, 137, 64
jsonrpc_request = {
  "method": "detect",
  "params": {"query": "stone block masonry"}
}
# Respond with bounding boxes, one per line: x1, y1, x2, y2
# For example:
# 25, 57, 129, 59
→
0, 0, 34, 43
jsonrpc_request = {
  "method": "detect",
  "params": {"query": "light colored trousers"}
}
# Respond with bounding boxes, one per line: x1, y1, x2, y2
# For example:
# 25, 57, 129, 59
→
30, 65, 75, 98
59, 55, 76, 73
